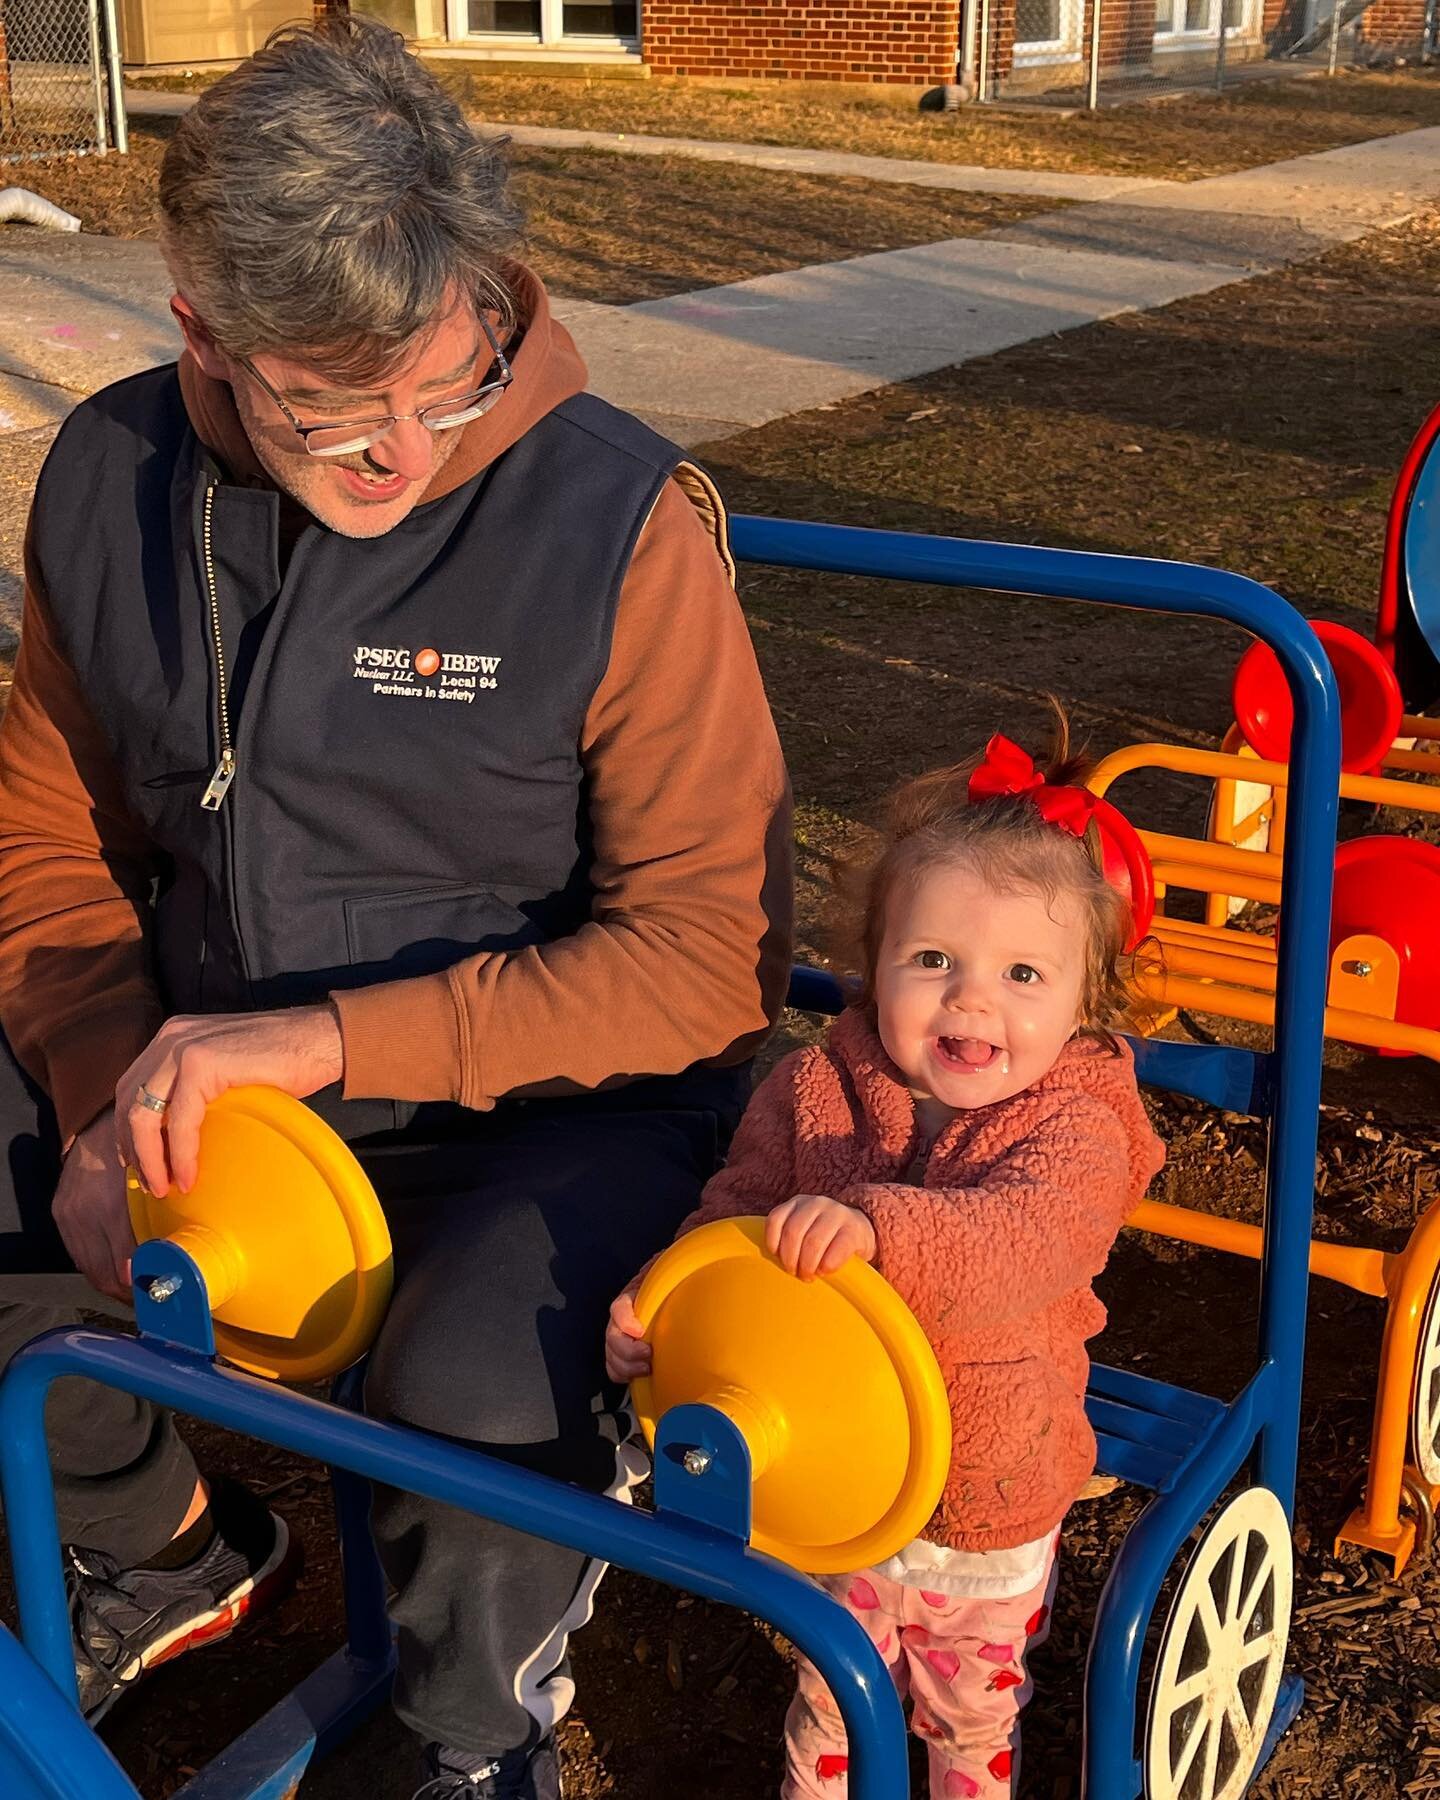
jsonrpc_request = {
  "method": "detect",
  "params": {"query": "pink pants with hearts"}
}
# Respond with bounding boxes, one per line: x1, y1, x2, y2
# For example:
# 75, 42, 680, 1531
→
780, 1547, 1059, 1800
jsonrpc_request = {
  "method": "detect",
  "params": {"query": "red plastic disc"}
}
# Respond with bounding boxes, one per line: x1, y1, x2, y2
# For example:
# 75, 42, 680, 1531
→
1233, 620, 1402, 777
1331, 836, 1440, 1030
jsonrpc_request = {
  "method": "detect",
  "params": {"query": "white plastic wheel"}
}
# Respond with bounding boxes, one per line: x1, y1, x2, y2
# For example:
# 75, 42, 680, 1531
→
1145, 1487, 1293, 1800
1411, 1267, 1440, 1486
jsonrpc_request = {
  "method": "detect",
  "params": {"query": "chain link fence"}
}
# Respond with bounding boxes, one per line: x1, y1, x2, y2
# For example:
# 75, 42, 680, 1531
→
973, 0, 1389, 106
0, 0, 125, 164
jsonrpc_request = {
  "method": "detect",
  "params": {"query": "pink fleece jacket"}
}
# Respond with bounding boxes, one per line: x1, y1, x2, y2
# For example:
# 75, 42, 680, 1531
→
676, 1006, 1165, 1553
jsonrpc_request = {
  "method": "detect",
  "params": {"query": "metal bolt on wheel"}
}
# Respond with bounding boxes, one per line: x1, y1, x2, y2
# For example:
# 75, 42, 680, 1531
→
1145, 1487, 1293, 1800
1411, 1268, 1440, 1487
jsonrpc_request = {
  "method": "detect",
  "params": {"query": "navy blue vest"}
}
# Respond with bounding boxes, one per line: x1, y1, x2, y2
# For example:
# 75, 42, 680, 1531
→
30, 366, 720, 1134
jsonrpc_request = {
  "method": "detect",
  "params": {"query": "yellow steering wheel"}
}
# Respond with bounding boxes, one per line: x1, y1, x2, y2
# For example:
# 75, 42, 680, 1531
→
631, 1216, 952, 1574
127, 1086, 392, 1382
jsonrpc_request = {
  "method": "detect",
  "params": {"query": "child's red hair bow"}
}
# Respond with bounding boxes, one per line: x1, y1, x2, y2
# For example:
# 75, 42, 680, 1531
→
968, 734, 1154, 949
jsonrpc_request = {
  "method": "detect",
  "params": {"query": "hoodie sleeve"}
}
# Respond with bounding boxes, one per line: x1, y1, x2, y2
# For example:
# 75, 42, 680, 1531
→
333, 476, 793, 1108
838, 1092, 1144, 1337
0, 544, 164, 1142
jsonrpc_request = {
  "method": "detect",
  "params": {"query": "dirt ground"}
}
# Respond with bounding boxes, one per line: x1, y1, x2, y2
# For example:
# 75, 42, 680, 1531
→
16, 119, 1055, 304
6, 174, 1440, 1800
132, 61, 1440, 183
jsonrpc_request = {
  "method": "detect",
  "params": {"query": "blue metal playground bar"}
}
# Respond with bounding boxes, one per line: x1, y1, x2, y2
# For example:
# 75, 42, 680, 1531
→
0, 522, 1340, 1800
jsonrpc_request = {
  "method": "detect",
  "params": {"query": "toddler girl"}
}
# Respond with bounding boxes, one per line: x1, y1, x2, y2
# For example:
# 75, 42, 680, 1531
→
606, 724, 1164, 1799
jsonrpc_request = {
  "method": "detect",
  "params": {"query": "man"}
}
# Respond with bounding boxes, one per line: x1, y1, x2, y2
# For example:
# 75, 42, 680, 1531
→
0, 20, 791, 1799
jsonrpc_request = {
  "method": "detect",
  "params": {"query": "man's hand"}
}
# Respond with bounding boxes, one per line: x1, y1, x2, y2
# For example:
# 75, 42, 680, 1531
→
53, 1106, 135, 1303
117, 1006, 345, 1198
765, 1194, 877, 1282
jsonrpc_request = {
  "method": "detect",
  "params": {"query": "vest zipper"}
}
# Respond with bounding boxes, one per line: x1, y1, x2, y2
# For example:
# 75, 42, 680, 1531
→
198, 483, 237, 811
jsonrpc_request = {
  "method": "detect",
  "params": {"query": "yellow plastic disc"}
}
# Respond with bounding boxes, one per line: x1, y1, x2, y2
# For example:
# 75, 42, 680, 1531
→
127, 1086, 392, 1383
631, 1216, 952, 1575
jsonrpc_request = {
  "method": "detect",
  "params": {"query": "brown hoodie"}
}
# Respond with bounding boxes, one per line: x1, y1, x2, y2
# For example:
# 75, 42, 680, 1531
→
0, 267, 793, 1140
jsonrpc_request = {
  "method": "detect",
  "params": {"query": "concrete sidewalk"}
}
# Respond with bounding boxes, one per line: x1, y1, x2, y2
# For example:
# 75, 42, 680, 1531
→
562, 123, 1440, 443
2, 119, 1438, 624
123, 86, 1167, 202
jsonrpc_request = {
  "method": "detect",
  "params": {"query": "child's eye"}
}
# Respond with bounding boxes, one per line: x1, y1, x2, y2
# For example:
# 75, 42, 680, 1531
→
1007, 963, 1042, 985
914, 950, 950, 971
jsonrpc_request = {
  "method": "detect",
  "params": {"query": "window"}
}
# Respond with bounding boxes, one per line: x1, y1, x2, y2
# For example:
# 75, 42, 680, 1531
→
562, 0, 638, 34
468, 0, 540, 29
458, 0, 638, 40
1015, 0, 1062, 41
1011, 0, 1081, 54
1155, 0, 1254, 34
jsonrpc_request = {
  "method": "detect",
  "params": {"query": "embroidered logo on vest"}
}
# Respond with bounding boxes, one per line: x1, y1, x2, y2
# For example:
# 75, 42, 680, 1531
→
352, 643, 501, 705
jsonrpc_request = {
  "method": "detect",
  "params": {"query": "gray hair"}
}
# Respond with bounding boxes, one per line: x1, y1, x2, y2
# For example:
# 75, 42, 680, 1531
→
159, 17, 523, 381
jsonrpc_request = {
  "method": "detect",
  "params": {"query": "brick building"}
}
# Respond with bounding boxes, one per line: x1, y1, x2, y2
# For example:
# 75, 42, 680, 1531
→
120, 0, 1431, 78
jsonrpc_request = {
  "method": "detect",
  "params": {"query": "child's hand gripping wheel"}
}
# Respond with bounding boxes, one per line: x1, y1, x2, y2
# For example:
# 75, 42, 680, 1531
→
630, 1217, 952, 1574
126, 1087, 392, 1382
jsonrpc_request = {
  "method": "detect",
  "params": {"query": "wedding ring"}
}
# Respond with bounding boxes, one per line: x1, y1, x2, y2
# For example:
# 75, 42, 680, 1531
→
135, 1083, 169, 1116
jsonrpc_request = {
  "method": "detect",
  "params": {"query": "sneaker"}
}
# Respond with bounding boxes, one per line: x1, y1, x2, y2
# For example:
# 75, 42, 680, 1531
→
414, 1734, 563, 1799
68, 1475, 301, 1721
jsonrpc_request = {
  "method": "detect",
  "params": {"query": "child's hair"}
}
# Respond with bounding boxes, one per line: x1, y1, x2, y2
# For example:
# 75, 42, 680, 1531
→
828, 705, 1139, 1048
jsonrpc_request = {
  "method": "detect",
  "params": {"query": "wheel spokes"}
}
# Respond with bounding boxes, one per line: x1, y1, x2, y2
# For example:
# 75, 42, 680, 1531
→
1161, 1666, 1212, 1717
1145, 1490, 1294, 1800
1239, 1629, 1280, 1672
1170, 1695, 1213, 1792
1237, 1546, 1273, 1634
1200, 1693, 1225, 1797
1223, 1529, 1248, 1622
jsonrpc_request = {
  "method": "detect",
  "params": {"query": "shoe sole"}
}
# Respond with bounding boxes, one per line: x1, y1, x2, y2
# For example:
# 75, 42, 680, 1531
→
87, 1518, 303, 1724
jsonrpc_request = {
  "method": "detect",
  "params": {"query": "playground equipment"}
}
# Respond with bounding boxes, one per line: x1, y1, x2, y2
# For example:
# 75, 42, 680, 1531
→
0, 523, 1341, 1800
1087, 613, 1440, 1574
1376, 396, 1440, 712
125, 1084, 395, 1382
633, 1216, 952, 1575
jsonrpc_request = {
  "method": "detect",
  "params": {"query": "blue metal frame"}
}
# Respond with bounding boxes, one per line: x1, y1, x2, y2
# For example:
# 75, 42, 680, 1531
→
0, 1622, 137, 1800
1402, 426, 1440, 682
0, 521, 1340, 1800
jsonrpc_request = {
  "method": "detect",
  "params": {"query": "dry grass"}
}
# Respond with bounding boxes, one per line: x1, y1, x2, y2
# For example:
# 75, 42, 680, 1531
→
129, 61, 1440, 182
13, 120, 1056, 305
440, 62, 1440, 179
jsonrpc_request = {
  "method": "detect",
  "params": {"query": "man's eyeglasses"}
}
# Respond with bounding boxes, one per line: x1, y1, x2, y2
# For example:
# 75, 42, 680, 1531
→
238, 315, 513, 459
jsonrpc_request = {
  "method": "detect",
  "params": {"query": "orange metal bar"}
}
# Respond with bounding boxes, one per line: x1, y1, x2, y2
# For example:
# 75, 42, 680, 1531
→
1091, 741, 1440, 818
1089, 743, 1292, 801
1382, 746, 1440, 776
1143, 830, 1282, 881
1155, 942, 1279, 988
1153, 932, 1400, 1022
1150, 862, 1283, 907
1337, 1200, 1440, 1573
1127, 1199, 1390, 1298
1135, 971, 1440, 1062
1151, 920, 1276, 965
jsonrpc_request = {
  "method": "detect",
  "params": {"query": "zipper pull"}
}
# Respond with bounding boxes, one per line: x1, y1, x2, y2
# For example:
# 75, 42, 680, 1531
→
200, 748, 236, 812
